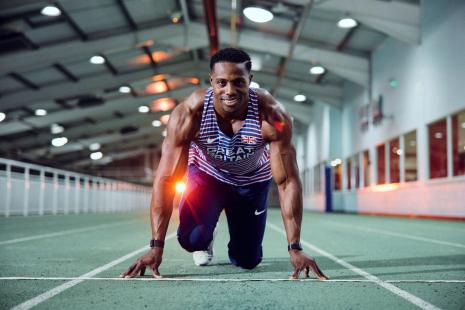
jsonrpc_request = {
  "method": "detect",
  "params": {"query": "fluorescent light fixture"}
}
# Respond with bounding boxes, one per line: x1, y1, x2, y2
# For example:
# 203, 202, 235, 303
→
89, 55, 105, 64
51, 137, 68, 147
294, 94, 306, 102
35, 109, 47, 116
89, 143, 101, 151
250, 81, 260, 88
152, 120, 162, 127
50, 123, 64, 134
310, 66, 325, 75
90, 152, 103, 160
250, 55, 262, 71
138, 106, 150, 113
118, 86, 131, 93
41, 6, 61, 17
0, 112, 6, 122
243, 7, 273, 23
337, 17, 357, 29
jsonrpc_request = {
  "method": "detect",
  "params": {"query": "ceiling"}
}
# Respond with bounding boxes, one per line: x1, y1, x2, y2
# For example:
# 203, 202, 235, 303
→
0, 0, 420, 176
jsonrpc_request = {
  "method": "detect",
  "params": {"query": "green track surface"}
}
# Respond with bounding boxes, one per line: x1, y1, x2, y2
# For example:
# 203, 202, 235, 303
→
1, 209, 464, 309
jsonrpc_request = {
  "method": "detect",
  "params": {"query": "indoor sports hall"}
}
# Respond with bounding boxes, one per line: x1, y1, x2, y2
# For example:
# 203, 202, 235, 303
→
1, 1, 464, 309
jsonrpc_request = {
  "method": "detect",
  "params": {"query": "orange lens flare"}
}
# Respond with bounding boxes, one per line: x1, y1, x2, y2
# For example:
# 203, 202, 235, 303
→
274, 120, 285, 132
175, 182, 186, 193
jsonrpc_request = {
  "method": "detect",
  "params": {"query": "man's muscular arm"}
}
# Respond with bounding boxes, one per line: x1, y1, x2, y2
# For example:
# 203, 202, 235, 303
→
121, 89, 205, 278
258, 89, 328, 280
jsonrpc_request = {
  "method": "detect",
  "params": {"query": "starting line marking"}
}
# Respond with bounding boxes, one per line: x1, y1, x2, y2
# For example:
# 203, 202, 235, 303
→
10, 231, 177, 310
266, 223, 442, 310
0, 220, 139, 246
1, 277, 465, 283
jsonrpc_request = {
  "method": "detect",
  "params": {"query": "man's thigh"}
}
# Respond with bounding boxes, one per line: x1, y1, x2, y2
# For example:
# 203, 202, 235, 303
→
177, 166, 228, 250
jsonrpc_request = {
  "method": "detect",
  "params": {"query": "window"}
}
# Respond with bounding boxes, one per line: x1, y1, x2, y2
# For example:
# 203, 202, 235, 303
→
429, 118, 448, 179
313, 163, 321, 193
377, 144, 386, 184
353, 154, 360, 188
346, 158, 352, 190
363, 150, 370, 187
389, 137, 400, 183
452, 109, 465, 176
333, 162, 342, 191
404, 130, 418, 181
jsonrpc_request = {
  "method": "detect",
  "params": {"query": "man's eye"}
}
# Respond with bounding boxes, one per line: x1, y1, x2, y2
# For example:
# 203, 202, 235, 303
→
217, 81, 226, 87
234, 80, 246, 87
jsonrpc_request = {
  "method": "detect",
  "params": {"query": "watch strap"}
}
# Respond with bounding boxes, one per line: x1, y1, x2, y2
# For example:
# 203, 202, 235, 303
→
288, 242, 302, 251
150, 239, 165, 248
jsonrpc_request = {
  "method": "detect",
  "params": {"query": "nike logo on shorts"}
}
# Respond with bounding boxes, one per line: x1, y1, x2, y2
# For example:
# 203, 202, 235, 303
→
254, 209, 266, 216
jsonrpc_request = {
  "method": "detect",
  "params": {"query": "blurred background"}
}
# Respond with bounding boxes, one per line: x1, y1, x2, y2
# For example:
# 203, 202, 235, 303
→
0, 0, 464, 218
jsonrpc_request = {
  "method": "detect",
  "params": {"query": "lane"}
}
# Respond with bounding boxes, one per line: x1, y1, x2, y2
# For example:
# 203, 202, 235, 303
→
267, 222, 441, 310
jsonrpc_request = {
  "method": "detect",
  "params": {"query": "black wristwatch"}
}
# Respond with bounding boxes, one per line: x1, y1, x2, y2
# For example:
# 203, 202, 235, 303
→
150, 239, 165, 248
288, 242, 302, 251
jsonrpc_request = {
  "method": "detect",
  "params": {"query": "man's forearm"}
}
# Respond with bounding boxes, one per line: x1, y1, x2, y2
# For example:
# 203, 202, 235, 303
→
279, 180, 303, 244
150, 177, 175, 241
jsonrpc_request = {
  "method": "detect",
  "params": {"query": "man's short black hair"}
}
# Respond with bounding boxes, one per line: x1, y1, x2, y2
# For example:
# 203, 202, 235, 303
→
210, 48, 252, 73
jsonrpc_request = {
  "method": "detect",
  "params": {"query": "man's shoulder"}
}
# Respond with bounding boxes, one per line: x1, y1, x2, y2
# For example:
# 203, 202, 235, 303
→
184, 87, 209, 113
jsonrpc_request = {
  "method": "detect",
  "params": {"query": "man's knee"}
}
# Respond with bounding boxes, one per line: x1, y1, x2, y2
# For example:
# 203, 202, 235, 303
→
229, 252, 262, 269
177, 225, 211, 252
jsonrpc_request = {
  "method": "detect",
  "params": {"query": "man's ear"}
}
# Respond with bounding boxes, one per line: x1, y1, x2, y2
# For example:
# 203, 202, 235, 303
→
209, 74, 213, 84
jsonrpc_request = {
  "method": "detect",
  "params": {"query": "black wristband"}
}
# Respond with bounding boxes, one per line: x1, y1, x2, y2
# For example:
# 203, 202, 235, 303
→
288, 242, 302, 251
150, 239, 165, 248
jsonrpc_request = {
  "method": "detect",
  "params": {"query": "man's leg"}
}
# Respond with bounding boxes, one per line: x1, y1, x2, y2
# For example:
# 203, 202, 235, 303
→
177, 166, 227, 252
224, 179, 271, 269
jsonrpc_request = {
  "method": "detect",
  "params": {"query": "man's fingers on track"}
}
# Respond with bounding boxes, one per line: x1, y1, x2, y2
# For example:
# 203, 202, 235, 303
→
151, 267, 162, 279
311, 262, 329, 280
140, 266, 146, 276
121, 262, 137, 278
290, 268, 302, 280
125, 262, 142, 278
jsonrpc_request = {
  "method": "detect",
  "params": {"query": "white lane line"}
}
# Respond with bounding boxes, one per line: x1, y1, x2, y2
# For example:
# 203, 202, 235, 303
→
267, 222, 442, 310
327, 222, 465, 249
1, 277, 465, 283
0, 220, 139, 246
10, 231, 177, 310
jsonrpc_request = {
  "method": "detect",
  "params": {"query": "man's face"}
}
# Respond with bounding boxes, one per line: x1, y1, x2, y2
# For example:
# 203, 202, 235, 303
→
210, 62, 251, 115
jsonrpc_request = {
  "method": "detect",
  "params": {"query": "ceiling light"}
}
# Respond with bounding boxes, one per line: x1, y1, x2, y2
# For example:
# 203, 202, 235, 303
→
331, 158, 342, 167
337, 17, 358, 29
50, 123, 64, 134
396, 149, 403, 156
119, 86, 131, 93
294, 94, 306, 102
41, 6, 61, 17
243, 7, 274, 23
150, 98, 176, 112
89, 55, 105, 64
171, 11, 182, 24
51, 137, 68, 147
152, 120, 162, 127
89, 143, 101, 151
250, 55, 262, 71
310, 66, 325, 75
160, 114, 170, 125
434, 132, 443, 139
0, 112, 6, 122
90, 152, 103, 160
138, 106, 150, 113
35, 109, 47, 116
250, 81, 260, 88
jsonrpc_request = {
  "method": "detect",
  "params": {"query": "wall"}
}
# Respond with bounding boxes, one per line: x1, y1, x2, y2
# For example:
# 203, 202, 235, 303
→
302, 0, 465, 218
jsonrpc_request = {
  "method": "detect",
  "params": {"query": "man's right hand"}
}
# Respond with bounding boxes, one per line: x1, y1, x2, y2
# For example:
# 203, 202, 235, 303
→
121, 247, 163, 278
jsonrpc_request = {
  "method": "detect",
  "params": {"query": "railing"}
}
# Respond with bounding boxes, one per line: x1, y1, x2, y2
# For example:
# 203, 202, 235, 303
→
0, 158, 151, 217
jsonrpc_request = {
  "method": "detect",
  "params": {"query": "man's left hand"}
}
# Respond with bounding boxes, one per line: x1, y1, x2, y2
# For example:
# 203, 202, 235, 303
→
289, 250, 328, 280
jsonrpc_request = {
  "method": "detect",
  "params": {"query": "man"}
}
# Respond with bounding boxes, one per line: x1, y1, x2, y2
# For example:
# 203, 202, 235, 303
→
122, 48, 327, 280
